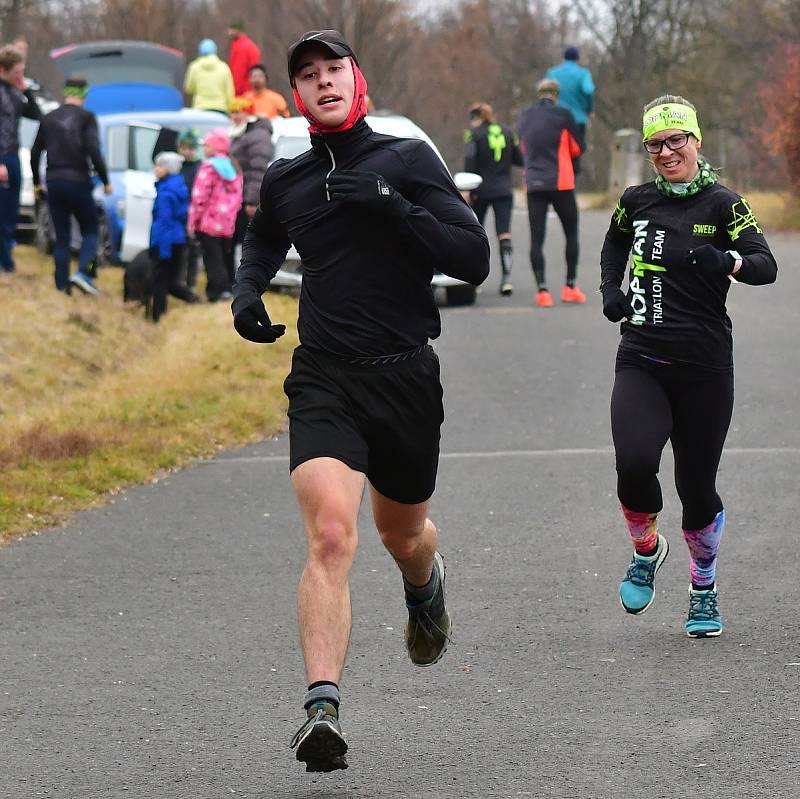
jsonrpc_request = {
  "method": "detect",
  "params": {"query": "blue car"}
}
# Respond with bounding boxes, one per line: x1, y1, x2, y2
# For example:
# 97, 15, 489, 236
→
36, 41, 227, 263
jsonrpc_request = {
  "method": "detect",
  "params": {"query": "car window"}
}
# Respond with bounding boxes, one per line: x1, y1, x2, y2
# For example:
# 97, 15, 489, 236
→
273, 135, 311, 161
105, 125, 128, 171
130, 124, 162, 172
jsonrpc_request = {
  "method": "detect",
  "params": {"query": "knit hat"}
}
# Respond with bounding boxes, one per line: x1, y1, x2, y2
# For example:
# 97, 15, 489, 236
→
229, 96, 255, 114
203, 128, 231, 155
178, 128, 201, 149
155, 151, 184, 175
564, 46, 579, 61
199, 39, 217, 56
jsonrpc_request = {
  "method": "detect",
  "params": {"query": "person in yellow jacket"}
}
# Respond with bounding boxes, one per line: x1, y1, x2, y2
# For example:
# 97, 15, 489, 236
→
184, 39, 234, 114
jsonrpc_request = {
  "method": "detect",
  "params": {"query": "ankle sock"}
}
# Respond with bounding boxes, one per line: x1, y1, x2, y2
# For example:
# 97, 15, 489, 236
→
304, 681, 340, 711
404, 561, 439, 605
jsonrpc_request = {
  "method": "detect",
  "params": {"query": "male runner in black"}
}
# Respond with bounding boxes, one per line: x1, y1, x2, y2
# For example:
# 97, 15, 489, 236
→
601, 94, 777, 637
231, 30, 489, 772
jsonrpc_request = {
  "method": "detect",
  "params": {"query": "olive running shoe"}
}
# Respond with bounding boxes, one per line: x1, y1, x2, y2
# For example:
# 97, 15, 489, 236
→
685, 586, 723, 638
405, 551, 451, 666
289, 701, 348, 772
618, 534, 669, 615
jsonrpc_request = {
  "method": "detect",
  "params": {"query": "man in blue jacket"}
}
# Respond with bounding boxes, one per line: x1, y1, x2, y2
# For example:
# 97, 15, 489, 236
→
546, 46, 595, 173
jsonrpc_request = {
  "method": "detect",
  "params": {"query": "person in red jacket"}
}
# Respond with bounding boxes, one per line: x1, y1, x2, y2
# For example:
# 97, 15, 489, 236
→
227, 20, 261, 96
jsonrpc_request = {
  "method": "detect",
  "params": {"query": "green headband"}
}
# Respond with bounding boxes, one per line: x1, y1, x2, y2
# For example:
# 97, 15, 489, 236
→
64, 85, 88, 98
642, 103, 701, 142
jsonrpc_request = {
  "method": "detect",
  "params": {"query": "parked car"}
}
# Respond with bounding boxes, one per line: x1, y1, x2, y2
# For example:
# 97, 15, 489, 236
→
16, 99, 58, 236
267, 113, 482, 306
35, 40, 227, 263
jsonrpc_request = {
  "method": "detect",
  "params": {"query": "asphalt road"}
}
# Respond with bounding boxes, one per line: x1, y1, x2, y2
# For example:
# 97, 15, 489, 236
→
2, 209, 799, 798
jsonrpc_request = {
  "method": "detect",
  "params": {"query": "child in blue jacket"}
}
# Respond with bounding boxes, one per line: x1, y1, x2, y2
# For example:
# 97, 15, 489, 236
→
149, 152, 199, 321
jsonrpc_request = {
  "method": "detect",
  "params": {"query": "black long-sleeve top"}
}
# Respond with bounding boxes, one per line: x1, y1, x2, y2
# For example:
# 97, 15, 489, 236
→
600, 180, 777, 370
0, 79, 40, 156
30, 104, 109, 187
235, 118, 490, 357
463, 120, 523, 200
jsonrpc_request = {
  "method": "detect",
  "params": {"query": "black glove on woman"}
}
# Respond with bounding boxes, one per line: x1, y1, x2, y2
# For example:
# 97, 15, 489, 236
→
686, 244, 734, 278
601, 285, 635, 322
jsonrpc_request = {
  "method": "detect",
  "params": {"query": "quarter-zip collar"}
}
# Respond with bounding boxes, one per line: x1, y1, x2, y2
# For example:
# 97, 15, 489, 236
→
310, 117, 372, 159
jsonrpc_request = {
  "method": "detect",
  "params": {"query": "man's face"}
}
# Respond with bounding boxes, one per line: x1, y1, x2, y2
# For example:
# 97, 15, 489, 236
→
227, 28, 241, 40
293, 45, 354, 129
249, 68, 267, 91
0, 62, 25, 90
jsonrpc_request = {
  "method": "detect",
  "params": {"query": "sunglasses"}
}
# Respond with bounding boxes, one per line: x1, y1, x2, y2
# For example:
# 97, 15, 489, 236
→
643, 132, 692, 154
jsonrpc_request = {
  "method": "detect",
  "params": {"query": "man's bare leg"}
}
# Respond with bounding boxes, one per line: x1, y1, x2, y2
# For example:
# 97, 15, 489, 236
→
293, 457, 365, 683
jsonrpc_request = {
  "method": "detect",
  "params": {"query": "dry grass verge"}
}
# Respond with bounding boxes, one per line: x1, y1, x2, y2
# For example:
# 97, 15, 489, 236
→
0, 245, 297, 541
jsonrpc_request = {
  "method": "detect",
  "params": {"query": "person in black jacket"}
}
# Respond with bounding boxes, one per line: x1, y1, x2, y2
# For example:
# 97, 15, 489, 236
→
600, 94, 777, 638
232, 30, 489, 773
518, 77, 585, 307
0, 45, 40, 273
30, 77, 112, 294
464, 102, 523, 295
178, 129, 202, 290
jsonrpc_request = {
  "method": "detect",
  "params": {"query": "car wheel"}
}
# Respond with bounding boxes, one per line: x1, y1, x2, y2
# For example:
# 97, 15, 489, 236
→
446, 284, 476, 306
95, 211, 118, 266
35, 203, 54, 255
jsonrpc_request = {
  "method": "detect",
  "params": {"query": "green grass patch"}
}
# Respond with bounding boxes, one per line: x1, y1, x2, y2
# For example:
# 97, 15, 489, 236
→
0, 245, 297, 541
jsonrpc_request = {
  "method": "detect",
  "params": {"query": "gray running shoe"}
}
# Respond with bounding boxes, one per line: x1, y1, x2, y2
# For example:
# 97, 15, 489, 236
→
290, 701, 348, 772
405, 551, 451, 667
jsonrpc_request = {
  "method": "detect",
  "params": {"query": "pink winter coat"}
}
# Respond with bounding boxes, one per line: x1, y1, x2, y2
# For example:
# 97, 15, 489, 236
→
187, 157, 244, 238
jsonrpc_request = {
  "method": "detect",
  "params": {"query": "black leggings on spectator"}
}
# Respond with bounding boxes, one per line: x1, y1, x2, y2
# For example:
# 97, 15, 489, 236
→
152, 244, 196, 322
610, 350, 734, 530
199, 233, 232, 301
526, 189, 579, 289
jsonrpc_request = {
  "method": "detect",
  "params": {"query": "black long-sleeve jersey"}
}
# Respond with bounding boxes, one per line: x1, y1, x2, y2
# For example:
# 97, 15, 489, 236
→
463, 121, 523, 200
30, 104, 109, 187
236, 119, 490, 357
600, 180, 777, 370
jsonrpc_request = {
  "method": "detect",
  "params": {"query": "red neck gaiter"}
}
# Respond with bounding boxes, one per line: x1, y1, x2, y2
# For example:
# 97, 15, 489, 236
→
293, 60, 369, 135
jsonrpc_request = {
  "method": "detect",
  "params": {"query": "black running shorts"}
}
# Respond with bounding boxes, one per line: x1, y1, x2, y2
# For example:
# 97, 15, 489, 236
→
283, 345, 444, 504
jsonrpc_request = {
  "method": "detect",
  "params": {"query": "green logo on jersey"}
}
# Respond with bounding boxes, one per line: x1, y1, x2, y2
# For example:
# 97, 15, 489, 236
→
613, 202, 631, 232
632, 253, 667, 277
727, 198, 762, 241
692, 224, 717, 236
487, 123, 507, 162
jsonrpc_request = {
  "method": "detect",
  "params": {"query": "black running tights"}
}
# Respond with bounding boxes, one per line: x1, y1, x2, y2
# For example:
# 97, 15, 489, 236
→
610, 353, 734, 530
526, 189, 579, 289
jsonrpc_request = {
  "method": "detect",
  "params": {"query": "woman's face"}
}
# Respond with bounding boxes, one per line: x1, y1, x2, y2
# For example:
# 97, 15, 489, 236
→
646, 128, 701, 183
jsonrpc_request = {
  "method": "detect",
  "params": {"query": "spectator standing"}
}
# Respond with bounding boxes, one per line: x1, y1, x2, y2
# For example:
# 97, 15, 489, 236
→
178, 128, 202, 290
228, 97, 273, 283
30, 77, 110, 294
184, 39, 234, 114
227, 21, 261, 96
518, 77, 585, 307
546, 46, 595, 173
149, 151, 198, 322
464, 102, 523, 296
187, 128, 243, 302
241, 64, 290, 119
0, 44, 40, 273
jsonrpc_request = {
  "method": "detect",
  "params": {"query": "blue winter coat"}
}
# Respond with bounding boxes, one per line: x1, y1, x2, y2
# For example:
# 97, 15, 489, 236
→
149, 173, 189, 260
545, 60, 595, 125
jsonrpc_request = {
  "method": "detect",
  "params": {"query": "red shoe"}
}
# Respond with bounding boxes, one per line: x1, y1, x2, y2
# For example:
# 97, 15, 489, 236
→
561, 285, 586, 303
535, 289, 554, 308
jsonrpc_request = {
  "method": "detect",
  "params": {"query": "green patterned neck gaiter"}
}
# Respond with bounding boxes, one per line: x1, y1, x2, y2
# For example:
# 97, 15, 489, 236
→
655, 159, 718, 198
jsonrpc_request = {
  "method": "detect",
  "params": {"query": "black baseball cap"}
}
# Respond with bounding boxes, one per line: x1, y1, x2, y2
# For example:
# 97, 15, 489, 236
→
287, 30, 358, 80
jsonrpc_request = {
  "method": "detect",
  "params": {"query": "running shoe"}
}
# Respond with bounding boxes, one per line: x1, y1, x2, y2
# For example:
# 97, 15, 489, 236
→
618, 534, 669, 614
685, 586, 723, 638
535, 289, 554, 308
499, 280, 513, 296
290, 701, 348, 772
561, 285, 586, 303
70, 271, 100, 296
405, 551, 451, 666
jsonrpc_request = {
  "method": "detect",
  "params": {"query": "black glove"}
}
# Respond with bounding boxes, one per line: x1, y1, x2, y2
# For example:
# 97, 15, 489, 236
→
326, 170, 409, 215
601, 285, 635, 323
686, 244, 734, 278
232, 295, 285, 344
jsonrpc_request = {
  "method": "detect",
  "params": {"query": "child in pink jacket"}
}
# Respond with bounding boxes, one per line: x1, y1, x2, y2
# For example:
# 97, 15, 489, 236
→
187, 128, 244, 301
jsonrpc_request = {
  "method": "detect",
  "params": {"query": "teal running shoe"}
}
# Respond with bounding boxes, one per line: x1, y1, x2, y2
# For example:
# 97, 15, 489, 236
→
290, 701, 348, 772
618, 534, 669, 615
685, 586, 723, 638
